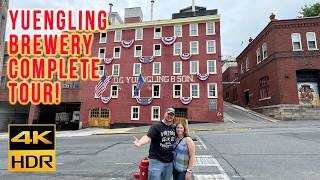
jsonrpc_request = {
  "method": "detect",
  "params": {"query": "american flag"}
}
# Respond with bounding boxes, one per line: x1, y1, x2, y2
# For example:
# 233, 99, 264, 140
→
134, 74, 145, 97
94, 74, 112, 98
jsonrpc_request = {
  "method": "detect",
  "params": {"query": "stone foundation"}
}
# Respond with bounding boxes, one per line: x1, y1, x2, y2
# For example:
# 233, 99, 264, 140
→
252, 104, 320, 120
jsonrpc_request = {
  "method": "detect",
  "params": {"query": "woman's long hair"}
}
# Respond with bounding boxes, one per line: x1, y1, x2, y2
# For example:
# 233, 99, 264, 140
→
175, 122, 190, 137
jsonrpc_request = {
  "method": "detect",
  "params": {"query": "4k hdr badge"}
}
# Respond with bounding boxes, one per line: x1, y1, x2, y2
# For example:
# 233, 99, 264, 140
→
8, 125, 56, 172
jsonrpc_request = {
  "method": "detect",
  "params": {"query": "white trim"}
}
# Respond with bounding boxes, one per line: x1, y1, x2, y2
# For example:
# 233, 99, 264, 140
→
206, 40, 216, 54
173, 84, 182, 99
207, 83, 218, 98
152, 84, 161, 98
152, 62, 161, 75
190, 60, 199, 75
256, 48, 261, 64
291, 33, 303, 51
132, 84, 140, 98
133, 63, 141, 76
189, 23, 198, 36
153, 44, 162, 56
114, 30, 122, 42
112, 64, 120, 76
245, 57, 249, 71
154, 26, 162, 39
206, 21, 215, 35
306, 32, 318, 50
113, 46, 121, 59
135, 28, 143, 41
131, 106, 140, 121
134, 45, 143, 57
262, 43, 268, 60
190, 41, 199, 55
190, 83, 200, 98
110, 85, 119, 98
173, 61, 182, 75
207, 60, 217, 74
98, 48, 106, 59
99, 32, 107, 43
174, 24, 183, 37
259, 97, 271, 101
151, 106, 161, 121
173, 42, 182, 56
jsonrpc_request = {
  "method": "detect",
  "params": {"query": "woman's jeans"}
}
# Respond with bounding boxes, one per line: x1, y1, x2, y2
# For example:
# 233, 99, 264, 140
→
173, 167, 186, 180
148, 159, 173, 180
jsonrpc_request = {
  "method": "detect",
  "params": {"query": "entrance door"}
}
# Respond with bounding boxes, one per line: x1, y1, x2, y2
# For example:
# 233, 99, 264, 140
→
244, 91, 250, 106
89, 108, 111, 128
174, 108, 188, 124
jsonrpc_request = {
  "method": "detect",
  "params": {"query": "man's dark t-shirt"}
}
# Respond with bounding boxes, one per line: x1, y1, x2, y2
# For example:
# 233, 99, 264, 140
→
147, 121, 175, 163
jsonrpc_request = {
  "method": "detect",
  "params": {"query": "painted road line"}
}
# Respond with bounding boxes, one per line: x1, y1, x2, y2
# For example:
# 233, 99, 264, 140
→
194, 156, 218, 166
194, 174, 230, 180
223, 112, 236, 123
115, 162, 135, 165
194, 135, 207, 150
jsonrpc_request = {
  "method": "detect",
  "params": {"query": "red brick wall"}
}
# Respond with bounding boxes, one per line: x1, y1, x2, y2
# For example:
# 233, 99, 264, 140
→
80, 21, 223, 126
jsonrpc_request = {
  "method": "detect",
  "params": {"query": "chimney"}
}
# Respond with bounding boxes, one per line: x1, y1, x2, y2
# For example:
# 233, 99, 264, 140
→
269, 13, 277, 21
248, 37, 253, 43
192, 0, 195, 12
124, 7, 143, 23
151, 0, 155, 21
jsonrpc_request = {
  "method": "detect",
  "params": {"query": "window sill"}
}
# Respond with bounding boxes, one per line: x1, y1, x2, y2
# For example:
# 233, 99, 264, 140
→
208, 97, 218, 99
292, 49, 303, 52
131, 119, 139, 121
99, 41, 107, 44
151, 119, 160, 121
259, 97, 271, 101
308, 48, 319, 51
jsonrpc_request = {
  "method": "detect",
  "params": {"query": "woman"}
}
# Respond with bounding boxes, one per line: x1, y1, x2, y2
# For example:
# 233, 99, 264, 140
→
173, 122, 195, 180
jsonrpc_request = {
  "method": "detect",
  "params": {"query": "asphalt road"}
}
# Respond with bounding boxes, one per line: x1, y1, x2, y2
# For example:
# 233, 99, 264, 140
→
0, 103, 319, 180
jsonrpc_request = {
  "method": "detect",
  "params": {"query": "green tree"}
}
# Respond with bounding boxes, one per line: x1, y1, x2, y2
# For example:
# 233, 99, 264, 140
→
300, 3, 320, 17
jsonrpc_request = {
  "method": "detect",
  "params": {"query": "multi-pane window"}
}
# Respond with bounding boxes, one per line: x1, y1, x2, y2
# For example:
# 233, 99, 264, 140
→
114, 30, 122, 42
151, 106, 160, 121
113, 47, 121, 58
153, 44, 161, 56
207, 40, 216, 54
189, 23, 198, 36
190, 61, 199, 74
256, 48, 261, 64
131, 106, 140, 120
259, 76, 270, 99
153, 62, 161, 75
112, 64, 120, 76
135, 28, 143, 40
207, 60, 216, 74
90, 108, 100, 118
173, 84, 182, 98
262, 43, 268, 60
306, 32, 317, 50
110, 85, 118, 98
132, 84, 140, 97
190, 41, 199, 55
99, 48, 106, 59
154, 27, 162, 39
174, 42, 182, 56
206, 22, 215, 35
291, 33, 302, 51
174, 25, 182, 37
152, 84, 160, 98
133, 63, 141, 76
245, 58, 249, 71
173, 61, 182, 75
134, 45, 142, 57
99, 32, 107, 43
208, 83, 217, 98
190, 83, 199, 98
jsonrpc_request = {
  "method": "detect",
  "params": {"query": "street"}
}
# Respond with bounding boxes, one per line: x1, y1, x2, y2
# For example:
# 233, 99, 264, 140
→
0, 103, 320, 180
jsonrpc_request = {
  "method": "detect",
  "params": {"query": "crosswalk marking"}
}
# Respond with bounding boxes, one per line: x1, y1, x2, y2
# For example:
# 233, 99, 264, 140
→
194, 174, 230, 180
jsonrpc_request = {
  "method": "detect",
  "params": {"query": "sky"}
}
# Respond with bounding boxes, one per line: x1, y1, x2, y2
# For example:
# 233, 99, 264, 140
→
6, 0, 318, 58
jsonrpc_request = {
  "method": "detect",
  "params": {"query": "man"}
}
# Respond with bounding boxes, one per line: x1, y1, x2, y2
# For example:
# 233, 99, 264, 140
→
133, 108, 176, 180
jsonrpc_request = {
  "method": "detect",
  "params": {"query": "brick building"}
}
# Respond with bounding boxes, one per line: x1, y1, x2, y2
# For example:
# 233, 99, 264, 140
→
225, 15, 320, 120
1, 5, 223, 130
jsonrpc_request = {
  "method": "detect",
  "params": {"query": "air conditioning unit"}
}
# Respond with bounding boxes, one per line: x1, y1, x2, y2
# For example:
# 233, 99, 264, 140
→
63, 84, 70, 88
